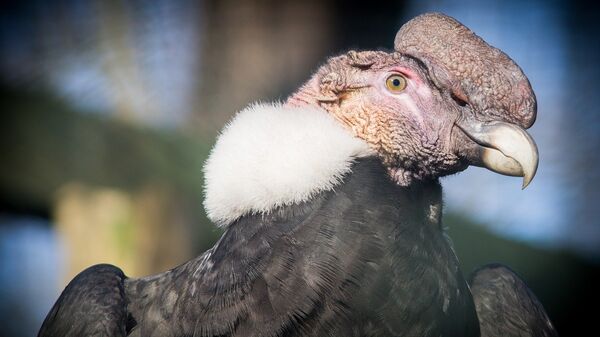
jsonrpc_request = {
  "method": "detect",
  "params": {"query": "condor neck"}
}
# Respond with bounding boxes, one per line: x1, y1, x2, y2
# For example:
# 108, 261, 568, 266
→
202, 101, 444, 230
403, 178, 444, 230
254, 157, 445, 232
203, 102, 374, 227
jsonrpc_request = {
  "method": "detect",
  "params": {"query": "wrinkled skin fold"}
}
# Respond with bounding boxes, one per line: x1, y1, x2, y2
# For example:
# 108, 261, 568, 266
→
394, 12, 539, 187
289, 13, 539, 187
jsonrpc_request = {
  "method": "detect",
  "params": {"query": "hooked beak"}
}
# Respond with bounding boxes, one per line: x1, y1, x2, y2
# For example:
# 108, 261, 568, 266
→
456, 120, 539, 189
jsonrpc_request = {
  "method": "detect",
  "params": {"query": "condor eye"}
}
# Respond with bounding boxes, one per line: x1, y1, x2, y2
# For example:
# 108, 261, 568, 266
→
385, 74, 407, 92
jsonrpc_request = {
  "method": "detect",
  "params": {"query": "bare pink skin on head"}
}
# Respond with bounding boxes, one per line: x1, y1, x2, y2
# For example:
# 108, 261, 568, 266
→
288, 51, 466, 185
287, 13, 538, 187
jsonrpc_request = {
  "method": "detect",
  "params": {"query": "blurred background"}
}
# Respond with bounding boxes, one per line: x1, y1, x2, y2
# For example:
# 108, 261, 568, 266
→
0, 0, 598, 336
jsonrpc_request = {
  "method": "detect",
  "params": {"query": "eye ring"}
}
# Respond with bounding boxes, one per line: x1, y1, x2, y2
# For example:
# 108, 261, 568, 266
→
385, 74, 407, 93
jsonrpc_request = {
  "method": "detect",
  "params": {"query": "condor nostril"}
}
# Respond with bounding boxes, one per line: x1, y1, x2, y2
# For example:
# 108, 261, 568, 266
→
451, 92, 468, 107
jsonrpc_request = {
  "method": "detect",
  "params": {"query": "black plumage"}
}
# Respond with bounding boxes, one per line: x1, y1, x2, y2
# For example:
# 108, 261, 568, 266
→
39, 158, 554, 336
470, 264, 557, 337
38, 264, 130, 336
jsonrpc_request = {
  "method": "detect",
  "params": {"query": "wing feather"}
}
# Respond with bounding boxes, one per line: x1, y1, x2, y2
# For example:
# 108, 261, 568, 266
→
470, 264, 557, 337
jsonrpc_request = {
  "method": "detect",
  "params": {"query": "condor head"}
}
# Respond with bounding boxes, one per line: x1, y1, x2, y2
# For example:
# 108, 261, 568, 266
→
288, 13, 538, 188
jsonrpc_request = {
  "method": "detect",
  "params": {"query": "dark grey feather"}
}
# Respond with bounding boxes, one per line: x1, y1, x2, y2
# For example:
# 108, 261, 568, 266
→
123, 158, 479, 337
470, 264, 558, 337
38, 264, 130, 337
40, 158, 481, 336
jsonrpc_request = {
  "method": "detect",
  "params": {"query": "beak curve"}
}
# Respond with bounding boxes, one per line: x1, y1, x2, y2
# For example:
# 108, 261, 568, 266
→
456, 120, 539, 189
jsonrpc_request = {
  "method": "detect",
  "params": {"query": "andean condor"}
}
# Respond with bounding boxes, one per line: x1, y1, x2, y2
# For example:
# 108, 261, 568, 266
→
39, 13, 557, 337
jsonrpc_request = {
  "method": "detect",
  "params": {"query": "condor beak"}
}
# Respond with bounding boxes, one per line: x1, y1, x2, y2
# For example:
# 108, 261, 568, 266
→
456, 120, 539, 189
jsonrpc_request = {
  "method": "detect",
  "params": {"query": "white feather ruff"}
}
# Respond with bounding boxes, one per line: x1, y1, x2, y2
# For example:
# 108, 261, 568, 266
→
203, 102, 374, 226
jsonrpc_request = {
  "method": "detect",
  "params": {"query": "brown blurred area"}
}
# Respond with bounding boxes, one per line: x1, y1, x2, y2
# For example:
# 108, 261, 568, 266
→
194, 0, 336, 133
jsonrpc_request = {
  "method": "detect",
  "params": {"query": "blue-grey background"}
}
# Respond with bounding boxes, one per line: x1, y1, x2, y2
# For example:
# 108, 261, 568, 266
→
0, 0, 598, 336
